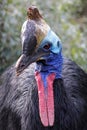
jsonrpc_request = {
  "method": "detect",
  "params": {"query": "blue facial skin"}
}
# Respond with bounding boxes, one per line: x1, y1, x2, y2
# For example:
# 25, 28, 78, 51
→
35, 30, 63, 88
40, 30, 62, 54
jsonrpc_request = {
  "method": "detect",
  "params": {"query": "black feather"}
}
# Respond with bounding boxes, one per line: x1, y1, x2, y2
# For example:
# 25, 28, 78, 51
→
0, 58, 87, 130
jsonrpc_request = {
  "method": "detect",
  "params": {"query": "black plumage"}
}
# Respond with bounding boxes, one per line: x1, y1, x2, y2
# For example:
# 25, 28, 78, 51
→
0, 58, 87, 130
0, 6, 87, 130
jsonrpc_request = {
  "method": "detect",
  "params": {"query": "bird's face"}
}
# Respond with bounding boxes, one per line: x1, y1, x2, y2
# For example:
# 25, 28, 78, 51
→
16, 19, 62, 75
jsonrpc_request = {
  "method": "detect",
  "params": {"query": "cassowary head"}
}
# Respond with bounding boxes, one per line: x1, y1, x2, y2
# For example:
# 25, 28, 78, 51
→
16, 6, 62, 75
16, 6, 63, 127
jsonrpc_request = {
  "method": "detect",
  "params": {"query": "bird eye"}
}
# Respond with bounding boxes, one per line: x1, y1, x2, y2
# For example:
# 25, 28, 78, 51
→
43, 44, 50, 50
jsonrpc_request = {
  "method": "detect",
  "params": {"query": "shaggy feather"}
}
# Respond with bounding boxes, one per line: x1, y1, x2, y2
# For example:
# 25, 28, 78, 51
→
0, 58, 87, 130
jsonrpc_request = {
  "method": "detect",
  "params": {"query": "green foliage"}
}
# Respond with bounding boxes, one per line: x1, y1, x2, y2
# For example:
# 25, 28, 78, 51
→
0, 0, 87, 74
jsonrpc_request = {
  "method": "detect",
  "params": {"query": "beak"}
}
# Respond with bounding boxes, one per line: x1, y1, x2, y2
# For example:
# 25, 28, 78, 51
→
15, 54, 32, 76
15, 48, 50, 76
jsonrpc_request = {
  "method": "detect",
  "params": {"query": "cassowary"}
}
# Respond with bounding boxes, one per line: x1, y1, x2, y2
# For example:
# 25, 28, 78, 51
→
0, 6, 87, 130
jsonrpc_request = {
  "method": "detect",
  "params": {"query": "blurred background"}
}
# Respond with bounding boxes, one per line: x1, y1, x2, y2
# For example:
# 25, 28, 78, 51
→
0, 0, 87, 74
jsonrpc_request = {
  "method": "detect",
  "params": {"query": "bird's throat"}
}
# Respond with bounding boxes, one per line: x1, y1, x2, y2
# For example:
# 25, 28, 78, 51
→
35, 52, 63, 126
35, 71, 55, 126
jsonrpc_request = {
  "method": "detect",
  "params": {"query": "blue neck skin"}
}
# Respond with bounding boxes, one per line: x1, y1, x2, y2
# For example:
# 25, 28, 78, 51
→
35, 52, 63, 88
36, 52, 63, 77
35, 30, 63, 88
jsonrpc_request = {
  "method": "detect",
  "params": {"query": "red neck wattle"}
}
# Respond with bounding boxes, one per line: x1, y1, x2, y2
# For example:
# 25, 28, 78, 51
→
35, 71, 55, 127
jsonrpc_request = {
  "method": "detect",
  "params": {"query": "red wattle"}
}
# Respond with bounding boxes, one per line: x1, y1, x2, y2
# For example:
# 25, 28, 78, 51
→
47, 73, 55, 126
35, 72, 55, 127
35, 72, 48, 126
